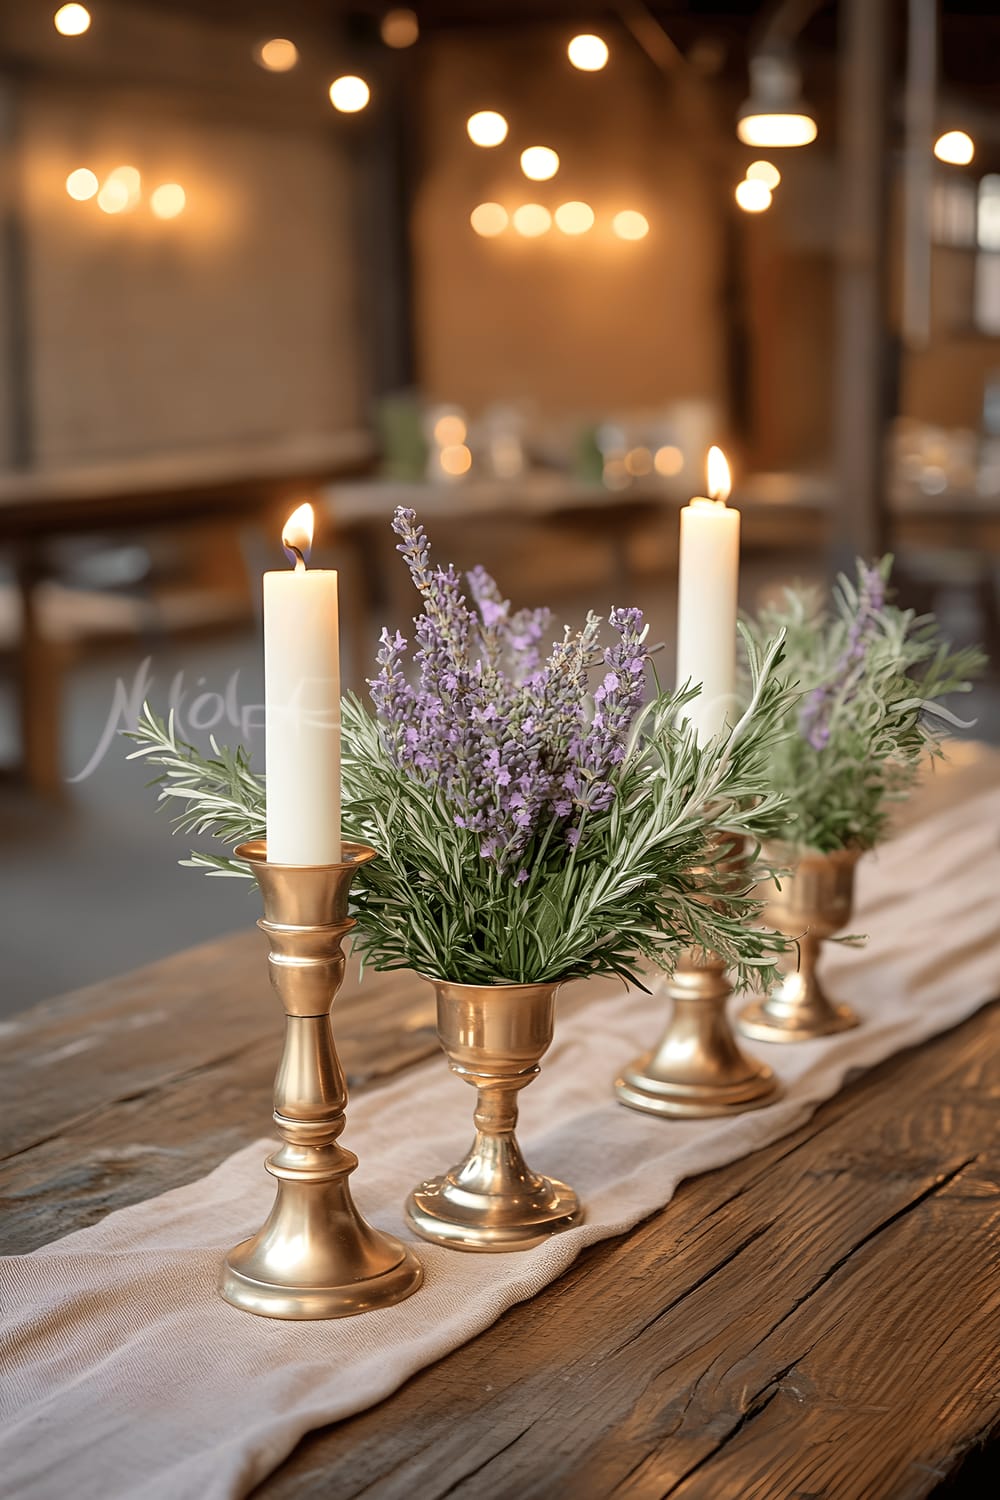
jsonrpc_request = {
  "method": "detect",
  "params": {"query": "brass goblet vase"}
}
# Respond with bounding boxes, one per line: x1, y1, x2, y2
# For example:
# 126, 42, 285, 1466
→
615, 948, 781, 1117
405, 978, 582, 1252
219, 839, 423, 1319
738, 843, 862, 1042
615, 835, 780, 1118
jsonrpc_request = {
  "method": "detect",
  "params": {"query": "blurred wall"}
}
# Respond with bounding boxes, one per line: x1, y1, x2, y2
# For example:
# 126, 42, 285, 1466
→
410, 31, 727, 423
903, 334, 997, 430
18, 89, 362, 465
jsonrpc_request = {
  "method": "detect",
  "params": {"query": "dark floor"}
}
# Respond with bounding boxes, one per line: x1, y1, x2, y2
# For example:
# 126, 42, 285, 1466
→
1, 549, 997, 1019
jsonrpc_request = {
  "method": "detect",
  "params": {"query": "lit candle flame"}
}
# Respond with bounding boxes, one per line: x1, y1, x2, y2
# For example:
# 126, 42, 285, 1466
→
282, 502, 314, 571
706, 446, 731, 504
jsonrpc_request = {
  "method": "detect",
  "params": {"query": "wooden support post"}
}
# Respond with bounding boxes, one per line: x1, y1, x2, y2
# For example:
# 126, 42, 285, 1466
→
832, 0, 892, 568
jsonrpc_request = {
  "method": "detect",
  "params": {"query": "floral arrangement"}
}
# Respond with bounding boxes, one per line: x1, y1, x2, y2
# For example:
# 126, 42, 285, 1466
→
127, 508, 800, 990
740, 557, 985, 854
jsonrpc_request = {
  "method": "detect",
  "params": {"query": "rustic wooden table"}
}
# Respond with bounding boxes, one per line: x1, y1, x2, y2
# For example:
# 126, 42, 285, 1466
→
3, 749, 999, 1499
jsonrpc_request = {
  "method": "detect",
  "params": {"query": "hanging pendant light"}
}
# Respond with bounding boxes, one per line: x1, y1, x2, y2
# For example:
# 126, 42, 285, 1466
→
737, 54, 817, 148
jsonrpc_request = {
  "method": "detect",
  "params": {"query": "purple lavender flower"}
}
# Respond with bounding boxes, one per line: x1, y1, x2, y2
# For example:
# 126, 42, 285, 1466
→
799, 562, 886, 751
370, 508, 651, 873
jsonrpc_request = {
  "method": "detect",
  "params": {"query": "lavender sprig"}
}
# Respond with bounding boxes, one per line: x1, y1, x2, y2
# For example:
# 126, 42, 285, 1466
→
369, 508, 652, 873
743, 556, 986, 853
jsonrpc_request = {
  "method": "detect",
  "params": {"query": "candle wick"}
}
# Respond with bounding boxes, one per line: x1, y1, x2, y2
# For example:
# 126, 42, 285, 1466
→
288, 546, 306, 573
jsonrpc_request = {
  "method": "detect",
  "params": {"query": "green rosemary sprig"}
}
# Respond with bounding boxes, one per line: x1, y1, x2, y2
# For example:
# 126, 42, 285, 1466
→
741, 558, 987, 854
124, 703, 264, 876
123, 626, 798, 991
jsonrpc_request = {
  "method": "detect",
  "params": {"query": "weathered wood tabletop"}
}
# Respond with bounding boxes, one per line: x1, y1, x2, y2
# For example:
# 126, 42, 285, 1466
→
3, 747, 1000, 1499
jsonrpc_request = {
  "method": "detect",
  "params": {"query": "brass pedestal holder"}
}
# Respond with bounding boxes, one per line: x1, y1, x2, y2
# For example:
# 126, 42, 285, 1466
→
615, 951, 781, 1118
219, 838, 423, 1319
405, 979, 582, 1252
738, 844, 862, 1043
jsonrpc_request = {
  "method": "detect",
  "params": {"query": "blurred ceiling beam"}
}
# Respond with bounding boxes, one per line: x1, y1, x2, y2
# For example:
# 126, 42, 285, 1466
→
832, 0, 891, 565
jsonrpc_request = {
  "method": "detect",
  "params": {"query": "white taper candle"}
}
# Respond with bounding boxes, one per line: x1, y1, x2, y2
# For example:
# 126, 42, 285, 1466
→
264, 503, 342, 864
675, 446, 741, 743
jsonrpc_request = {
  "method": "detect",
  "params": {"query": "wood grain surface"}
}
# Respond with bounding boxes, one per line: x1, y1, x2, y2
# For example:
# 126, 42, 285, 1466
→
3, 748, 999, 1498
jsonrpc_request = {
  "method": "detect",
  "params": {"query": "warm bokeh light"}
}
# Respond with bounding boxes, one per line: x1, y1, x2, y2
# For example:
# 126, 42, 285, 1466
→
934, 130, 975, 166
254, 38, 299, 72
554, 200, 595, 235
707, 445, 732, 502
97, 178, 131, 215
567, 34, 609, 72
150, 183, 186, 220
512, 204, 552, 237
381, 9, 419, 48
654, 444, 684, 477
746, 159, 781, 189
737, 112, 817, 148
466, 111, 508, 148
612, 210, 649, 241
440, 444, 472, 477
282, 502, 315, 564
65, 168, 99, 201
520, 146, 559, 182
603, 457, 629, 490
106, 165, 141, 210
470, 202, 509, 237
735, 178, 772, 212
433, 413, 468, 446
54, 4, 90, 36
329, 76, 370, 113
625, 447, 653, 477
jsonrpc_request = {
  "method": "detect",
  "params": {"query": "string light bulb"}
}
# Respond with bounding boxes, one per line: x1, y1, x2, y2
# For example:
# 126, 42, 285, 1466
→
254, 39, 299, 72
568, 34, 609, 71
97, 178, 130, 215
54, 5, 90, 36
151, 184, 186, 220
470, 202, 509, 237
735, 178, 772, 212
104, 165, 141, 211
934, 130, 974, 166
512, 204, 552, 238
65, 168, 99, 201
466, 111, 508, 147
612, 210, 649, 241
746, 160, 781, 189
554, 201, 595, 235
329, 76, 370, 113
520, 146, 559, 182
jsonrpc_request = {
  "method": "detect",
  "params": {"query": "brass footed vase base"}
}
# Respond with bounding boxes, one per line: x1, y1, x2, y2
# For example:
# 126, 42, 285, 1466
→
406, 979, 581, 1253
615, 952, 781, 1118
739, 844, 862, 1043
220, 839, 423, 1319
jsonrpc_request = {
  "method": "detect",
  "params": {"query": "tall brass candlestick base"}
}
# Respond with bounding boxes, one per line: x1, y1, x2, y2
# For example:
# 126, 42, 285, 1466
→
219, 839, 423, 1319
405, 979, 581, 1252
615, 951, 781, 1118
738, 843, 861, 1042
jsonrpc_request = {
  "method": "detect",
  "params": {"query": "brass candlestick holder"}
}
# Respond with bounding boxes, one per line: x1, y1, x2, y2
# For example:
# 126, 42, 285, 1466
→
615, 834, 780, 1118
615, 950, 781, 1118
219, 839, 423, 1319
738, 843, 862, 1043
405, 978, 581, 1252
